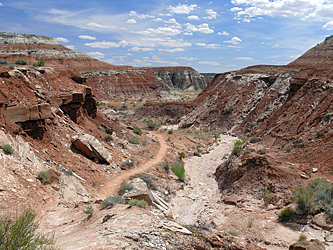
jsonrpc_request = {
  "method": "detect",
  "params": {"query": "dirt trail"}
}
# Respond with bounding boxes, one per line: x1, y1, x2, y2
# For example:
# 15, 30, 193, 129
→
99, 131, 168, 197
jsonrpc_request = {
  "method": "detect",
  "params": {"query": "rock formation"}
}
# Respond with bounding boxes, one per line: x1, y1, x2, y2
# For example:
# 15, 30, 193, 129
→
149, 66, 208, 90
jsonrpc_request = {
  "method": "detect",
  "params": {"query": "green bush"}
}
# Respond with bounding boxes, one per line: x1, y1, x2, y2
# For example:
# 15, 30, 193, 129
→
128, 199, 148, 208
121, 160, 134, 169
82, 205, 94, 215
3, 144, 14, 155
101, 196, 124, 209
37, 171, 50, 185
247, 217, 254, 228
249, 136, 259, 143
293, 186, 314, 215
105, 134, 113, 141
0, 59, 8, 65
196, 147, 202, 154
232, 139, 244, 156
178, 152, 185, 159
119, 181, 133, 195
168, 130, 173, 134
264, 189, 273, 205
133, 126, 142, 135
0, 208, 56, 249
298, 234, 307, 242
174, 113, 182, 120
7, 64, 15, 70
163, 161, 170, 173
14, 58, 28, 65
129, 138, 140, 144
250, 122, 256, 128
257, 148, 267, 155
172, 164, 185, 180
33, 60, 45, 67
325, 113, 332, 119
227, 229, 238, 237
146, 120, 160, 130
278, 207, 294, 221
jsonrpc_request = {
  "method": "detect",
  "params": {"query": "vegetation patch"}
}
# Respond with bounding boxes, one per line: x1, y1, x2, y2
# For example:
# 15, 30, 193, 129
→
14, 58, 28, 65
3, 144, 14, 155
172, 164, 185, 180
128, 199, 148, 208
133, 126, 142, 135
37, 171, 50, 185
119, 181, 133, 195
128, 138, 140, 144
82, 205, 94, 215
232, 139, 244, 156
101, 196, 124, 209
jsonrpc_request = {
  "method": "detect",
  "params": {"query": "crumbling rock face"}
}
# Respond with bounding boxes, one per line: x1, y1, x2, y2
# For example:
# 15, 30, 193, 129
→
136, 101, 195, 118
289, 239, 325, 250
72, 134, 112, 164
149, 66, 208, 90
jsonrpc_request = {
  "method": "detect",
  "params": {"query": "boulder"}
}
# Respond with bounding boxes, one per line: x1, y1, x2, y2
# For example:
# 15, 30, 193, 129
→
72, 134, 112, 164
289, 239, 325, 250
123, 178, 150, 204
312, 213, 333, 230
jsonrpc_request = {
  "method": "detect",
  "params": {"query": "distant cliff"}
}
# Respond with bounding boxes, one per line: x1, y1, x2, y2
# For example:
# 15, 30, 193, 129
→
149, 66, 208, 90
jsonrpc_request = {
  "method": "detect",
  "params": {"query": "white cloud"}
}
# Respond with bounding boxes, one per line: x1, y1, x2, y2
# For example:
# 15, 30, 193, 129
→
159, 48, 185, 52
54, 37, 69, 43
198, 61, 220, 66
134, 26, 181, 36
127, 19, 137, 24
87, 52, 105, 60
218, 31, 229, 35
231, 0, 333, 27
126, 53, 132, 56
195, 43, 220, 49
185, 23, 214, 34
142, 56, 150, 59
131, 47, 154, 52
178, 57, 197, 61
87, 22, 119, 30
184, 32, 193, 36
153, 18, 163, 21
79, 35, 96, 40
323, 21, 333, 30
203, 9, 218, 19
188, 15, 200, 20
235, 57, 253, 60
129, 11, 154, 19
224, 36, 242, 44
66, 45, 76, 50
167, 4, 198, 14
0, 3, 3, 6
105, 58, 116, 64
129, 37, 191, 48
84, 41, 128, 48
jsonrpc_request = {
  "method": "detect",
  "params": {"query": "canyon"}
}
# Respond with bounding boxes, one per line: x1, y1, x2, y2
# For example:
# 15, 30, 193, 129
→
1, 32, 333, 249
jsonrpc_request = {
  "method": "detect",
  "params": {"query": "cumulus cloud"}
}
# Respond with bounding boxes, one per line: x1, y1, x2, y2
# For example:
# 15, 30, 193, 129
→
66, 45, 76, 50
218, 31, 229, 35
54, 37, 69, 43
131, 47, 154, 52
105, 58, 116, 64
188, 15, 200, 20
153, 18, 163, 21
323, 21, 333, 30
87, 22, 119, 30
129, 37, 191, 48
195, 43, 220, 49
198, 61, 220, 66
167, 4, 198, 14
84, 41, 128, 48
231, 0, 333, 27
87, 52, 105, 60
79, 35, 96, 40
224, 36, 242, 44
185, 23, 214, 34
178, 57, 197, 61
235, 57, 253, 60
0, 3, 3, 6
159, 48, 185, 52
203, 9, 218, 19
127, 19, 137, 24
129, 11, 154, 19
134, 27, 181, 36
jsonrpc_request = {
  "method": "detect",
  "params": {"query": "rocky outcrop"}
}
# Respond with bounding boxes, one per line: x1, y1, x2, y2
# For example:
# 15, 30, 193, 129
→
289, 239, 325, 250
4, 103, 51, 123
72, 134, 112, 164
149, 67, 207, 90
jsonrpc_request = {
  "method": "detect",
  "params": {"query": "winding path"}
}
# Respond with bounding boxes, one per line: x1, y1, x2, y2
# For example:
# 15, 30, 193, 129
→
100, 131, 168, 197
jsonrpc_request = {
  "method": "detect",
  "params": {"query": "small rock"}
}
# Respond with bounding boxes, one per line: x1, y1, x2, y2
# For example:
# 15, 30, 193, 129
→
27, 179, 34, 182
301, 172, 309, 179
312, 168, 318, 173
212, 240, 223, 247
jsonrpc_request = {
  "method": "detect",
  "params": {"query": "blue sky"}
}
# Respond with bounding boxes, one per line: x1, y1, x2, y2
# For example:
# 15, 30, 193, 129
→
0, 0, 332, 72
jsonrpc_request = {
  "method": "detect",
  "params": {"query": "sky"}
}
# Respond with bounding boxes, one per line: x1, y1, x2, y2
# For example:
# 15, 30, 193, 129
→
0, 0, 332, 72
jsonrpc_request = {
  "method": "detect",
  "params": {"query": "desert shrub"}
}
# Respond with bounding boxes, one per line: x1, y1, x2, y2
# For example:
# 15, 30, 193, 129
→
105, 134, 113, 141
33, 60, 45, 66
289, 165, 295, 169
146, 120, 160, 130
232, 139, 244, 156
213, 131, 221, 139
257, 148, 267, 155
133, 126, 142, 135
128, 138, 140, 144
168, 130, 173, 134
119, 181, 133, 195
142, 140, 147, 146
120, 103, 127, 110
172, 164, 185, 180
250, 122, 256, 128
174, 113, 182, 120
278, 207, 294, 221
0, 208, 56, 249
242, 150, 252, 155
14, 58, 27, 65
178, 152, 185, 159
264, 189, 273, 205
249, 136, 259, 143
7, 64, 15, 70
101, 196, 124, 209
327, 131, 333, 136
298, 234, 307, 242
247, 217, 254, 228
225, 106, 234, 113
0, 59, 7, 65
3, 144, 14, 155
37, 171, 50, 185
196, 147, 202, 154
121, 160, 134, 169
163, 161, 170, 173
130, 173, 154, 187
293, 186, 314, 215
325, 113, 332, 119
82, 205, 94, 215
128, 199, 148, 208
265, 105, 270, 109
227, 229, 238, 237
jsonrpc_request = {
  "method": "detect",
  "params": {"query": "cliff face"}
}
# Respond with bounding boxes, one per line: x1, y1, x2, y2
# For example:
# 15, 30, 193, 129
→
149, 66, 208, 90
